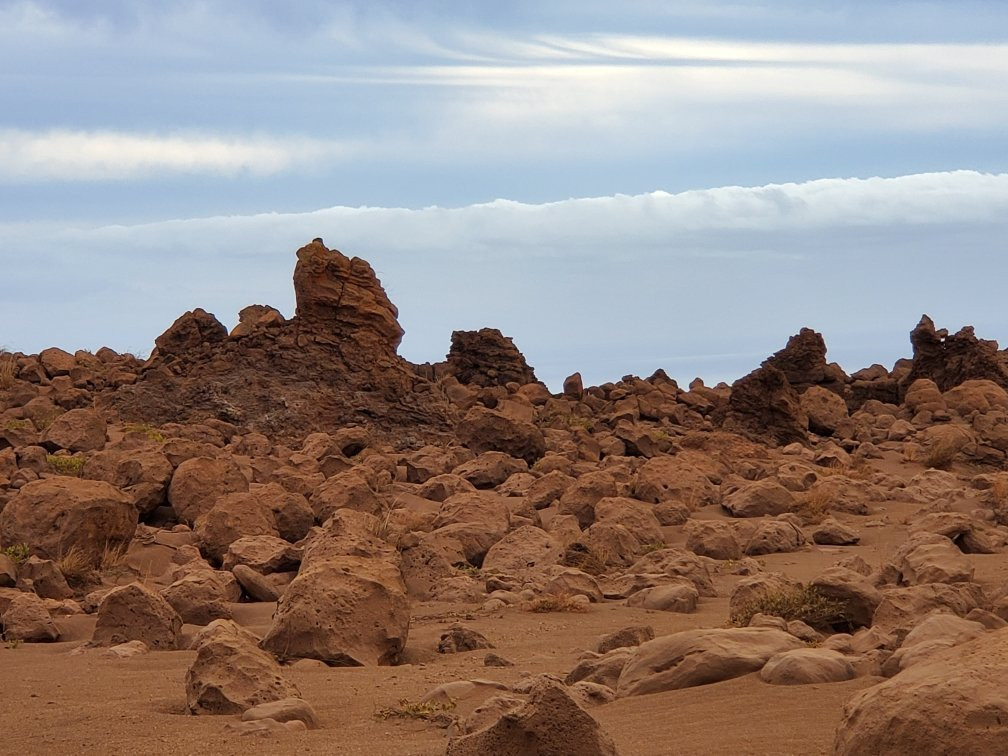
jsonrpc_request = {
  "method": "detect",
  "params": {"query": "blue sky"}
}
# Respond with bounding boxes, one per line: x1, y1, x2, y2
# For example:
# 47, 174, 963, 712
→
2, 1, 1007, 388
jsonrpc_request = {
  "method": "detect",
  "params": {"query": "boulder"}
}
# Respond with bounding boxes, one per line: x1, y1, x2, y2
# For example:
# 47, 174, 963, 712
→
833, 627, 1008, 755
888, 532, 974, 586
168, 455, 249, 525
92, 582, 183, 649
457, 405, 546, 465
195, 493, 281, 564
186, 620, 301, 715
872, 582, 987, 636
482, 526, 563, 574
309, 468, 381, 522
161, 569, 241, 625
810, 567, 881, 629
293, 239, 403, 354
685, 521, 743, 561
616, 627, 804, 696
744, 519, 806, 556
83, 449, 173, 515
445, 678, 618, 756
763, 328, 845, 393
1, 592, 59, 642
759, 648, 856, 685
800, 386, 850, 436
625, 579, 699, 613
438, 625, 494, 654
42, 408, 108, 452
0, 477, 135, 565
812, 518, 861, 546
722, 479, 797, 518
241, 698, 319, 729
557, 470, 619, 528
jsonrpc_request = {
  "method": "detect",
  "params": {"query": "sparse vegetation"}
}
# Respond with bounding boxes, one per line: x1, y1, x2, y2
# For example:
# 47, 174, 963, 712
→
3, 418, 33, 432
522, 593, 589, 613
47, 454, 86, 476
122, 422, 166, 443
923, 437, 959, 470
453, 562, 481, 578
730, 584, 846, 629
2, 543, 30, 565
796, 487, 832, 523
99, 542, 129, 572
374, 698, 456, 725
3, 637, 22, 650
55, 545, 92, 584
0, 350, 16, 389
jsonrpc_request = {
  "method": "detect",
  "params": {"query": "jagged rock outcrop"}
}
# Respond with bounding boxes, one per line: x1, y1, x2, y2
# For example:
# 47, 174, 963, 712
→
446, 328, 537, 387
100, 240, 455, 441
899, 315, 1008, 399
764, 328, 846, 394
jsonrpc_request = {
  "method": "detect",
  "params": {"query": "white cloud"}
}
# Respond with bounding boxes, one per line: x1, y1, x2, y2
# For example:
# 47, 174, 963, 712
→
2, 170, 1007, 388
0, 130, 348, 181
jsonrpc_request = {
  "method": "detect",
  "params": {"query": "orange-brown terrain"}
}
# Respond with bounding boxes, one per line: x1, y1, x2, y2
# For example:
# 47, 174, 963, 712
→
2, 239, 1008, 755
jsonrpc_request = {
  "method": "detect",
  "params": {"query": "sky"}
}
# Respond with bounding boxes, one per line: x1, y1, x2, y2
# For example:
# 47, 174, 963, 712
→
1, 1, 1007, 390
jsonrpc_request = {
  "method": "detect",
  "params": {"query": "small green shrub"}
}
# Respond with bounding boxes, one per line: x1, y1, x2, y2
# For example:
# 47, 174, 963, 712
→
47, 454, 85, 476
3, 419, 32, 432
730, 584, 846, 629
2, 543, 30, 565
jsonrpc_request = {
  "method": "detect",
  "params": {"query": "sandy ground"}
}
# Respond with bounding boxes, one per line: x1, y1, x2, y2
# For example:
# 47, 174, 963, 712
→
2, 453, 1003, 756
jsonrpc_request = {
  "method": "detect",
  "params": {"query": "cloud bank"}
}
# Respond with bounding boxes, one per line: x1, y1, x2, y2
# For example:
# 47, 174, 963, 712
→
3, 170, 1006, 388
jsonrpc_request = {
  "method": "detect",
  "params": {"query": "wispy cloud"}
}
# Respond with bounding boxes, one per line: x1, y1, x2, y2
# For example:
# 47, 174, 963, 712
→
0, 130, 347, 181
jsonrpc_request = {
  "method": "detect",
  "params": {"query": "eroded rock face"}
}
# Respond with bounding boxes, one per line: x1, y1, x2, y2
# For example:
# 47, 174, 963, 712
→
899, 315, 1008, 399
446, 328, 537, 387
154, 308, 228, 359
764, 328, 846, 394
292, 239, 404, 355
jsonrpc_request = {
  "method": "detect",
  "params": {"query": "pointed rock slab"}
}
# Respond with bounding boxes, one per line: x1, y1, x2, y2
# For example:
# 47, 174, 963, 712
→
615, 627, 804, 697
899, 315, 1008, 398
186, 621, 301, 715
445, 678, 619, 756
722, 364, 807, 446
293, 239, 403, 354
260, 556, 409, 666
833, 627, 1008, 755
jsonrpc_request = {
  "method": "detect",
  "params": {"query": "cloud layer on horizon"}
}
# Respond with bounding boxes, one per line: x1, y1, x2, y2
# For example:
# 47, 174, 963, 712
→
3, 170, 1006, 389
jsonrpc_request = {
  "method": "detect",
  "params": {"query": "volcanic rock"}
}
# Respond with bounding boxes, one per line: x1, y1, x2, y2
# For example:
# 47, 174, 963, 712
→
446, 328, 537, 388
92, 582, 183, 650
1, 592, 60, 642
722, 364, 808, 446
899, 315, 1008, 399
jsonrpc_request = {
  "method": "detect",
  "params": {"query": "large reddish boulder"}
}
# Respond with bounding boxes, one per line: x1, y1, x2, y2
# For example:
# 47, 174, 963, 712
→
0, 477, 136, 566
154, 308, 228, 359
168, 456, 249, 525
764, 328, 846, 394
457, 405, 546, 465
92, 583, 183, 649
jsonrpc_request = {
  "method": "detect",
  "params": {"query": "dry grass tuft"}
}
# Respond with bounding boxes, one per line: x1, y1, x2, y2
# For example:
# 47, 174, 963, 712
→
795, 487, 832, 523
99, 542, 129, 572
923, 438, 959, 470
374, 698, 456, 725
122, 422, 166, 443
730, 584, 845, 629
56, 545, 93, 584
522, 593, 589, 613
0, 350, 16, 390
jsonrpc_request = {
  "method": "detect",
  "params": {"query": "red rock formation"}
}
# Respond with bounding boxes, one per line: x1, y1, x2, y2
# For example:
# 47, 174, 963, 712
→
446, 328, 537, 387
899, 315, 1008, 399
